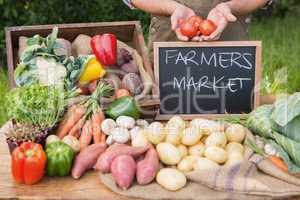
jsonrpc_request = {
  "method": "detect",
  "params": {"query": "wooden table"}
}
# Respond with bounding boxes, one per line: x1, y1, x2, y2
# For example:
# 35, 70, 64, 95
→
0, 134, 134, 200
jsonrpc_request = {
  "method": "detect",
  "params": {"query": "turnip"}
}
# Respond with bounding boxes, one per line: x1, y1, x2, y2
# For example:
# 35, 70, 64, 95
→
121, 73, 143, 95
121, 60, 139, 73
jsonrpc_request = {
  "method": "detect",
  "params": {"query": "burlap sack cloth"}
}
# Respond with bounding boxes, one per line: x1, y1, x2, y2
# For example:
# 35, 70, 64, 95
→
100, 131, 300, 200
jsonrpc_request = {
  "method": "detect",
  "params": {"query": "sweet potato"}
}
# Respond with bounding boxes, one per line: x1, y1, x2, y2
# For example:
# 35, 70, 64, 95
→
111, 155, 136, 189
93, 144, 149, 173
136, 148, 159, 185
71, 143, 107, 179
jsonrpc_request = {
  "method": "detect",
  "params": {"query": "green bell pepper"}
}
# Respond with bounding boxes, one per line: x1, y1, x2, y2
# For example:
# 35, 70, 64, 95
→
106, 96, 140, 119
46, 141, 75, 177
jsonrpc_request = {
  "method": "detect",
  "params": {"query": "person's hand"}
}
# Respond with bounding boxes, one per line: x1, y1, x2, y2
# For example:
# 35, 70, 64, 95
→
171, 4, 196, 41
201, 3, 237, 41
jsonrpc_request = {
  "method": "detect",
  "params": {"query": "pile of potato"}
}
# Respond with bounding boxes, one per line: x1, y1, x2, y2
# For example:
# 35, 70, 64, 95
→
133, 116, 247, 191
96, 116, 248, 191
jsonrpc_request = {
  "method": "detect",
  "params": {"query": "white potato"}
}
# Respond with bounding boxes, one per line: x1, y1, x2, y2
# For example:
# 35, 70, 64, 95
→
193, 157, 220, 171
177, 155, 197, 172
225, 152, 244, 167
156, 143, 181, 165
177, 144, 188, 159
116, 116, 135, 129
225, 142, 244, 155
190, 118, 224, 135
165, 126, 182, 145
205, 146, 228, 164
205, 132, 227, 148
166, 116, 186, 130
144, 122, 165, 144
111, 127, 130, 144
156, 168, 187, 191
225, 124, 247, 143
101, 119, 116, 135
181, 127, 203, 146
188, 142, 205, 157
131, 131, 148, 147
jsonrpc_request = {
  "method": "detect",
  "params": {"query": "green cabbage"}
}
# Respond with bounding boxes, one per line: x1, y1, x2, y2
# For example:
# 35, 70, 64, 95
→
247, 94, 300, 168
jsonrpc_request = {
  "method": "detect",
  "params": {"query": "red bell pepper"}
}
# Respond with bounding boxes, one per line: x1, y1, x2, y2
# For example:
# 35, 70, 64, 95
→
91, 34, 117, 66
11, 142, 47, 185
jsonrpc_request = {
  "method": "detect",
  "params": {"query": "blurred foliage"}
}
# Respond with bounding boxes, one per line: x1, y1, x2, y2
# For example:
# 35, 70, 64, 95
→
272, 0, 300, 17
0, 0, 299, 66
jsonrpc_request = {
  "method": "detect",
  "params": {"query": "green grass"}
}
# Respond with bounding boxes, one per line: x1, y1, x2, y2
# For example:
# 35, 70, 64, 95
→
0, 69, 9, 126
0, 13, 299, 126
250, 12, 300, 94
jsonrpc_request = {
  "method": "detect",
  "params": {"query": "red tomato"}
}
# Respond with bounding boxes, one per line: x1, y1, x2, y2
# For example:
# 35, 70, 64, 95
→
115, 89, 131, 99
180, 20, 198, 38
188, 16, 203, 28
199, 19, 217, 36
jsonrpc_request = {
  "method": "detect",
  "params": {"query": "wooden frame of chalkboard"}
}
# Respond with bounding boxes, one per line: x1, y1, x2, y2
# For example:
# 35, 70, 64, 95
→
154, 41, 261, 120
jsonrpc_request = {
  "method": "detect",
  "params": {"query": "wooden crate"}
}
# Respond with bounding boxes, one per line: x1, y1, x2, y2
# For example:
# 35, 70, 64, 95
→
5, 21, 160, 117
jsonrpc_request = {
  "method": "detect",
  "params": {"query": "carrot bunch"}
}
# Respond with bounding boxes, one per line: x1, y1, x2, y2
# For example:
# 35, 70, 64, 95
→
56, 82, 114, 150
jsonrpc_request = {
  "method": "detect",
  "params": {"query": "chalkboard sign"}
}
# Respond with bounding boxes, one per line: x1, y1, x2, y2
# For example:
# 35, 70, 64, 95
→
154, 41, 261, 120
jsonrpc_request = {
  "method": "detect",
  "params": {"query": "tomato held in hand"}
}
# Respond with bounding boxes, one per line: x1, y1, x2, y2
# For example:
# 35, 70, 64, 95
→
180, 20, 198, 38
199, 19, 217, 36
188, 16, 203, 28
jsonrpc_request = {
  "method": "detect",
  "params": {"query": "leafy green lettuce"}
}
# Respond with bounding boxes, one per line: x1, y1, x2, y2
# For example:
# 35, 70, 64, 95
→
271, 93, 300, 143
247, 99, 300, 169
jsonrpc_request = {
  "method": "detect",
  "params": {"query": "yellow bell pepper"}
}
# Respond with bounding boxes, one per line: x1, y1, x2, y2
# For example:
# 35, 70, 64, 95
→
79, 57, 106, 84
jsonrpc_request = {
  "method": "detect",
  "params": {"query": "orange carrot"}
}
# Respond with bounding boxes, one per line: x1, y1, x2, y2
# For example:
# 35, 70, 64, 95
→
69, 117, 86, 138
56, 105, 76, 134
269, 155, 288, 172
57, 105, 86, 139
79, 120, 93, 150
91, 110, 105, 144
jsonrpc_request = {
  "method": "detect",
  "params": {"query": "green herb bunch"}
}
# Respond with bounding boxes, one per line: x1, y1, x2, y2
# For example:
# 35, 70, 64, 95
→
6, 84, 71, 130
